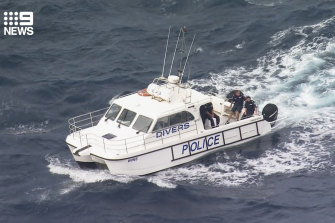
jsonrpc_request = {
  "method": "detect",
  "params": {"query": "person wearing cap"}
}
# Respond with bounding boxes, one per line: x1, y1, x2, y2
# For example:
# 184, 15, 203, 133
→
242, 96, 257, 119
226, 90, 245, 124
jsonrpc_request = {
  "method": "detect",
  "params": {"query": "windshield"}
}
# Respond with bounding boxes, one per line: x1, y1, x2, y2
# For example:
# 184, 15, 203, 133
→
117, 109, 137, 127
132, 115, 153, 133
105, 104, 121, 121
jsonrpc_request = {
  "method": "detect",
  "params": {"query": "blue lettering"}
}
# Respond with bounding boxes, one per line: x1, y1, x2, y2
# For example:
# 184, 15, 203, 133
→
189, 139, 207, 152
156, 131, 162, 138
200, 138, 206, 150
156, 122, 190, 139
190, 142, 197, 152
214, 134, 220, 145
178, 124, 184, 131
207, 136, 214, 146
182, 144, 188, 154
128, 157, 138, 162
164, 128, 171, 135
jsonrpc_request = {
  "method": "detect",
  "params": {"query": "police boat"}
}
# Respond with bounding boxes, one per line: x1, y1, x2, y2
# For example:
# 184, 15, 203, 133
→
65, 27, 279, 176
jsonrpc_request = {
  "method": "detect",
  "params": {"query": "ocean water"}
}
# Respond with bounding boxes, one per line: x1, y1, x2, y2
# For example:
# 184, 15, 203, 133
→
0, 0, 335, 222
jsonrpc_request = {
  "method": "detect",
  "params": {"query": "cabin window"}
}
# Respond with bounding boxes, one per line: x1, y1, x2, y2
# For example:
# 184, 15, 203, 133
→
169, 113, 182, 126
181, 111, 195, 122
117, 109, 137, 127
105, 104, 121, 121
153, 111, 195, 131
153, 116, 169, 131
132, 115, 153, 133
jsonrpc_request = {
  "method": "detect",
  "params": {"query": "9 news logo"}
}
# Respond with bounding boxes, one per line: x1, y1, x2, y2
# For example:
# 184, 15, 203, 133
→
3, 11, 34, 36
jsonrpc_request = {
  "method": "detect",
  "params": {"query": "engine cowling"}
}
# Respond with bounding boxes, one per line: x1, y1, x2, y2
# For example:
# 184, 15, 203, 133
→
262, 103, 278, 123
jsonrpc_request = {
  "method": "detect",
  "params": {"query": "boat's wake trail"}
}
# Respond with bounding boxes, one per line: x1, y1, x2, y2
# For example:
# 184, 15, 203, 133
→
150, 16, 335, 187
47, 155, 138, 183
46, 110, 334, 189
47, 111, 334, 190
150, 111, 334, 188
46, 155, 177, 189
47, 16, 335, 189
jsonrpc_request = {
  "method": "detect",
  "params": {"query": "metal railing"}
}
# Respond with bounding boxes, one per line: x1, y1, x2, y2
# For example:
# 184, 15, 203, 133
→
68, 91, 140, 134
67, 87, 229, 134
66, 88, 230, 155
69, 116, 200, 155
68, 107, 108, 133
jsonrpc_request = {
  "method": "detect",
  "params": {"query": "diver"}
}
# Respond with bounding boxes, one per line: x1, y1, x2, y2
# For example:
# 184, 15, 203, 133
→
203, 102, 220, 128
225, 90, 245, 124
241, 96, 257, 119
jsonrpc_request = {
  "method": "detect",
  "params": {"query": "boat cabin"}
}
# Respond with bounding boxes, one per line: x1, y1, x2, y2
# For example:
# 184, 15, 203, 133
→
100, 76, 230, 140
68, 75, 247, 156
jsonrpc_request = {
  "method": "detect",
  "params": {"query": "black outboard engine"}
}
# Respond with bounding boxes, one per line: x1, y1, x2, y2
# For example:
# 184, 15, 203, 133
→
226, 90, 244, 103
262, 103, 278, 126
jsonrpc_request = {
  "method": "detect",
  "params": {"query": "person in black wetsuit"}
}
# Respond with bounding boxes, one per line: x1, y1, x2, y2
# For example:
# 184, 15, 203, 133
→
226, 90, 245, 124
203, 102, 220, 128
241, 96, 257, 119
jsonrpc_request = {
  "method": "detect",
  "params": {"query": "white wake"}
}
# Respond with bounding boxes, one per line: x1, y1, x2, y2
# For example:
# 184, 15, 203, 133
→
47, 16, 335, 189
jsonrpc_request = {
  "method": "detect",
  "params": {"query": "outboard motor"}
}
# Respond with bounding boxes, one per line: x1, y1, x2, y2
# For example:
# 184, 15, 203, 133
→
262, 103, 278, 126
226, 90, 244, 103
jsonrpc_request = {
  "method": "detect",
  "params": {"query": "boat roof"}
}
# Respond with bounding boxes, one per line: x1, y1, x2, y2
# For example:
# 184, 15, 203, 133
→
112, 81, 212, 119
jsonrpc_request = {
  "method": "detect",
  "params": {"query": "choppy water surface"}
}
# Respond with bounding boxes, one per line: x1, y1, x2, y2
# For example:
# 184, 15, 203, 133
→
0, 0, 334, 222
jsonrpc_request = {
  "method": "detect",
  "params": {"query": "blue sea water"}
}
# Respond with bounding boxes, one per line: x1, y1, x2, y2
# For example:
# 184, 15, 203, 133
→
0, 0, 335, 222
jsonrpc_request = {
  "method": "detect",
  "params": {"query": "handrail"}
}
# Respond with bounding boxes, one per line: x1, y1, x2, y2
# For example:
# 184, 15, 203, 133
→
69, 107, 108, 120
68, 88, 229, 133
70, 108, 264, 156
67, 88, 231, 155
67, 91, 142, 133
68, 107, 108, 133
71, 120, 200, 155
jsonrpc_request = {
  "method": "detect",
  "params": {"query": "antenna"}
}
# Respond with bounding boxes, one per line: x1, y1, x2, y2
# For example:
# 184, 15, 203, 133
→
168, 27, 182, 77
187, 56, 193, 83
161, 26, 171, 78
180, 33, 196, 83
179, 26, 187, 70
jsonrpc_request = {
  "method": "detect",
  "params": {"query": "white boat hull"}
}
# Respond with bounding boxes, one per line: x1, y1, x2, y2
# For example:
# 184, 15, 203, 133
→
67, 119, 272, 175
67, 143, 94, 163
98, 135, 264, 176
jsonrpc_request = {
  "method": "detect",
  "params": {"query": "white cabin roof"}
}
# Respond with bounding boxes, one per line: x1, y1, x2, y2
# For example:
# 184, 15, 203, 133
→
111, 80, 211, 119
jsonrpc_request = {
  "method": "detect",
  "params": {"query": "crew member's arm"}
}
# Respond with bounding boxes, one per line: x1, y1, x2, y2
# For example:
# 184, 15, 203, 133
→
207, 109, 214, 117
254, 105, 257, 115
230, 97, 234, 108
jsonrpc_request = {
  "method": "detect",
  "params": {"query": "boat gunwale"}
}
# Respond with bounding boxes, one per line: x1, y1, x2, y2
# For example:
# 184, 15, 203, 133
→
89, 118, 266, 161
